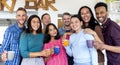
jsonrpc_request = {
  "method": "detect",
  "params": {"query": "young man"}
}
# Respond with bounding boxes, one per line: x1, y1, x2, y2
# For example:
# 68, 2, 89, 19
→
0, 7, 28, 65
41, 13, 51, 33
94, 2, 120, 65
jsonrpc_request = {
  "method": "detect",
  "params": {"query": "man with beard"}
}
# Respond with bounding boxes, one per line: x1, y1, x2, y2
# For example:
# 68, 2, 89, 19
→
94, 2, 120, 65
59, 12, 72, 36
0, 7, 27, 65
59, 12, 73, 65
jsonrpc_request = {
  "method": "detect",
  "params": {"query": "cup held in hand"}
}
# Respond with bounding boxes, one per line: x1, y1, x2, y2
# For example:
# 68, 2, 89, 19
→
86, 40, 94, 48
7, 51, 15, 60
63, 40, 69, 46
54, 46, 60, 54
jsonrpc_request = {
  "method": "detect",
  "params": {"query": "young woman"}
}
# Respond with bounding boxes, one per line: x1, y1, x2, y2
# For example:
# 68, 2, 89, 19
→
78, 6, 104, 65
65, 15, 98, 65
19, 15, 50, 65
43, 23, 68, 65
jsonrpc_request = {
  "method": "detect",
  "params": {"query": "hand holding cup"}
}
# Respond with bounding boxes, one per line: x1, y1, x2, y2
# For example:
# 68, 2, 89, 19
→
54, 46, 60, 54
86, 40, 94, 48
7, 51, 15, 60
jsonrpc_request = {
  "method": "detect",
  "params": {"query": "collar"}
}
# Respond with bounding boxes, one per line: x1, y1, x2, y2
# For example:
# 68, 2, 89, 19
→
14, 22, 26, 32
102, 18, 111, 29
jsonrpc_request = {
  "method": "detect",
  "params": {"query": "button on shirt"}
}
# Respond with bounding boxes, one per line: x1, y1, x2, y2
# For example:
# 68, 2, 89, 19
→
0, 23, 25, 65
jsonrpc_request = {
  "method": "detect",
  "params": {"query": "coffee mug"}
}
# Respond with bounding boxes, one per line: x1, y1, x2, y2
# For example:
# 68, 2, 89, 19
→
63, 40, 69, 46
66, 35, 70, 40
54, 46, 60, 54
86, 40, 94, 48
7, 51, 15, 60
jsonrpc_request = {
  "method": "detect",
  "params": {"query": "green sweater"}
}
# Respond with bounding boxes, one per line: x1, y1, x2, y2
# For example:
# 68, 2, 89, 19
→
19, 32, 44, 58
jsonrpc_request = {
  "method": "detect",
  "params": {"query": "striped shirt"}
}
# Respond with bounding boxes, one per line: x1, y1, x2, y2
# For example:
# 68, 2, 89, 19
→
0, 23, 25, 65
43, 38, 68, 65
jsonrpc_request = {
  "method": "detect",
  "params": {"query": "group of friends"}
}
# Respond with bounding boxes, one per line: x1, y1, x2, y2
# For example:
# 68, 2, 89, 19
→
0, 2, 120, 65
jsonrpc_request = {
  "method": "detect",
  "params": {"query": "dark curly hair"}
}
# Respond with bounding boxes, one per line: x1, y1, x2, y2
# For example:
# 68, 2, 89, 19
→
44, 23, 60, 43
26, 15, 42, 33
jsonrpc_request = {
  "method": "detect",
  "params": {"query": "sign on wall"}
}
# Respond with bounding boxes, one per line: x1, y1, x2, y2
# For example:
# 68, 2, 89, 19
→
0, 0, 57, 13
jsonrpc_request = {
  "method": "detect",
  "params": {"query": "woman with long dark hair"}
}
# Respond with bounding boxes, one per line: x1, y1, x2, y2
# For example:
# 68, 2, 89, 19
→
19, 15, 50, 65
43, 23, 68, 65
78, 6, 104, 65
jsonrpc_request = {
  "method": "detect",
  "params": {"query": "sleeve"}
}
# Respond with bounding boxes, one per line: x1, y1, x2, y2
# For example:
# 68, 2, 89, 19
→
110, 24, 120, 46
89, 48, 98, 65
19, 32, 30, 58
84, 34, 94, 40
64, 36, 73, 57
85, 34, 98, 65
0, 29, 12, 54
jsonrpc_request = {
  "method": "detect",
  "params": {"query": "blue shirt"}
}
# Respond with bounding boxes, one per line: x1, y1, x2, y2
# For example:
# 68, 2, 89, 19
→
59, 27, 66, 36
65, 29, 98, 65
0, 23, 25, 65
59, 26, 72, 36
19, 32, 44, 58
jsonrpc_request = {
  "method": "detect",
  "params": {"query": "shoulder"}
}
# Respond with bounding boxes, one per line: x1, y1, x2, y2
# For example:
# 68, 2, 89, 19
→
6, 24, 16, 32
59, 27, 64, 31
84, 33, 94, 40
109, 21, 120, 32
21, 32, 27, 38
38, 33, 44, 38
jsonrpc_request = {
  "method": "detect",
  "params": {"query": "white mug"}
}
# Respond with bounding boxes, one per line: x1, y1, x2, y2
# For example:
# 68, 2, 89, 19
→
7, 51, 15, 60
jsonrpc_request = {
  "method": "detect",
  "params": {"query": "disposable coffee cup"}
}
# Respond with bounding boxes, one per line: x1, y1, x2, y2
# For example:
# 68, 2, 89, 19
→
86, 40, 94, 48
54, 46, 60, 54
7, 51, 15, 60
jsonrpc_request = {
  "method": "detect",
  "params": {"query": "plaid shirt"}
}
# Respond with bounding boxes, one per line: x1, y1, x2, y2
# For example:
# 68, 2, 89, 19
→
0, 23, 25, 65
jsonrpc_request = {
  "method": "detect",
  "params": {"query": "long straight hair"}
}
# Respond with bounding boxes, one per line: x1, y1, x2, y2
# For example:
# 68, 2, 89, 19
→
78, 6, 100, 30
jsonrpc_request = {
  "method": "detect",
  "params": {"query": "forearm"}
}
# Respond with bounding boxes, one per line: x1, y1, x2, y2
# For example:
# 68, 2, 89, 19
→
29, 52, 42, 58
65, 46, 73, 57
89, 48, 98, 65
93, 32, 103, 44
103, 44, 120, 53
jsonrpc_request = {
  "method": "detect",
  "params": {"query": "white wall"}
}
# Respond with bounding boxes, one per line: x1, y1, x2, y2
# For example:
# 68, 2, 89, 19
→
0, 0, 98, 26
55, 0, 97, 14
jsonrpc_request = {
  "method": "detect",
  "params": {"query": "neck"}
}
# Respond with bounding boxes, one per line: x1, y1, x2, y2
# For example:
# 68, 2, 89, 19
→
51, 37, 55, 41
43, 25, 46, 29
102, 18, 108, 25
85, 23, 89, 27
32, 31, 37, 35
64, 25, 71, 30
18, 23, 24, 28
76, 28, 82, 33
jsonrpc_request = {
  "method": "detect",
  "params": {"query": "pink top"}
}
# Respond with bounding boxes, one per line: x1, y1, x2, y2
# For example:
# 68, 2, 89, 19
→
43, 38, 68, 65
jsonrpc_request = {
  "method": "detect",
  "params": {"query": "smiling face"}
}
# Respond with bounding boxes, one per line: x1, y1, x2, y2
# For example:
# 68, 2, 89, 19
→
70, 17, 82, 33
31, 17, 40, 32
48, 25, 57, 37
42, 14, 51, 26
62, 15, 71, 26
95, 6, 108, 24
81, 8, 91, 23
16, 10, 27, 26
